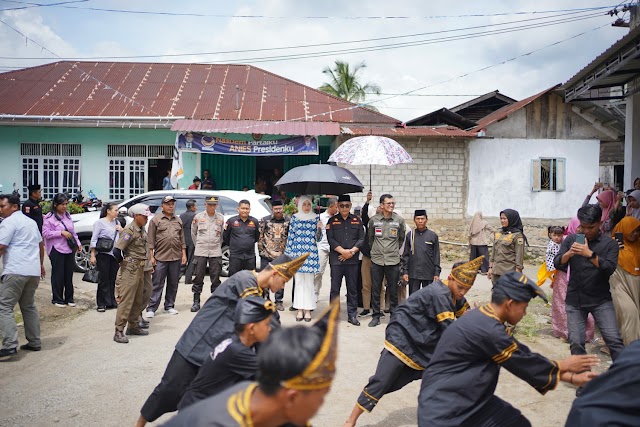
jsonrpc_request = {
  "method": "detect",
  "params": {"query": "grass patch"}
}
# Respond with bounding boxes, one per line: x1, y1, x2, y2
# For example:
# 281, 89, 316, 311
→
514, 297, 552, 342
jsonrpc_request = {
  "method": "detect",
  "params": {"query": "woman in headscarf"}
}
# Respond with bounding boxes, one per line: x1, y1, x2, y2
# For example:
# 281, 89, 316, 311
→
626, 190, 640, 220
551, 218, 595, 342
488, 209, 526, 286
284, 196, 320, 322
609, 216, 640, 345
467, 211, 494, 274
583, 185, 620, 233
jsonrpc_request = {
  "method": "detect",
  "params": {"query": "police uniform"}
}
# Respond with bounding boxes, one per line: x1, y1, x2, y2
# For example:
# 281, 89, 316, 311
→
114, 220, 148, 336
326, 197, 365, 322
190, 201, 225, 311
21, 184, 43, 234
223, 214, 260, 276
490, 231, 525, 285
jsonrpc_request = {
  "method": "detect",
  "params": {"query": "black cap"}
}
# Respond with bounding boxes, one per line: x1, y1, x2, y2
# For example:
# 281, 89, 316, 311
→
338, 195, 351, 203
193, 176, 201, 182
272, 200, 284, 206
414, 209, 427, 217
493, 271, 548, 303
28, 184, 41, 192
234, 296, 275, 325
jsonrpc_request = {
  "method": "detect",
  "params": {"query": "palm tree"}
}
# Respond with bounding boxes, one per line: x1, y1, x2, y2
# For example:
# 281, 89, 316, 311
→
319, 60, 381, 109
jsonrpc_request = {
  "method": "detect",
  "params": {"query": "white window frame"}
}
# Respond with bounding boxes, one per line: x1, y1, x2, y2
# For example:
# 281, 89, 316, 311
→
531, 157, 566, 192
20, 143, 82, 200
107, 144, 148, 199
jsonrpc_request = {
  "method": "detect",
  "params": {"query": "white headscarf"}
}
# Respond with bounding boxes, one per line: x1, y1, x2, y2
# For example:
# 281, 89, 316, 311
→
294, 195, 317, 221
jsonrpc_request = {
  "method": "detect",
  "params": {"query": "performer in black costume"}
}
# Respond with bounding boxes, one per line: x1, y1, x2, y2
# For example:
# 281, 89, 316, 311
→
418, 271, 600, 427
162, 299, 340, 427
342, 256, 484, 427
565, 339, 640, 427
136, 253, 309, 427
178, 296, 275, 410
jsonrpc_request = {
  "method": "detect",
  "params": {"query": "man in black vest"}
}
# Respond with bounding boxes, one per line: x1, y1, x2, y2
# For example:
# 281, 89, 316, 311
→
21, 184, 43, 234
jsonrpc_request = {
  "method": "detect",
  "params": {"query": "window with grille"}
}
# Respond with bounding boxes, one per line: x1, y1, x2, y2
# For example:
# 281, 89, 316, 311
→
107, 145, 148, 199
20, 143, 82, 200
531, 158, 566, 192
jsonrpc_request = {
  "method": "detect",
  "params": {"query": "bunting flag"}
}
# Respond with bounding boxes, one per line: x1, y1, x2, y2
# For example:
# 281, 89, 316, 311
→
170, 134, 184, 189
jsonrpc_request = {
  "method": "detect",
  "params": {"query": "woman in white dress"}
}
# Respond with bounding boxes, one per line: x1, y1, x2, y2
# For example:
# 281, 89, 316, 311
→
285, 196, 321, 322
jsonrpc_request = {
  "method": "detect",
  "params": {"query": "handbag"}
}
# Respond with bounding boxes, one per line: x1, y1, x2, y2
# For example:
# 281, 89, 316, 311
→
96, 227, 118, 253
82, 266, 101, 284
55, 214, 78, 250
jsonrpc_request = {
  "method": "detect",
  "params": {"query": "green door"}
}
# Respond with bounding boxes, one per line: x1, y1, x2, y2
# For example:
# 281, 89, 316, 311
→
201, 154, 256, 191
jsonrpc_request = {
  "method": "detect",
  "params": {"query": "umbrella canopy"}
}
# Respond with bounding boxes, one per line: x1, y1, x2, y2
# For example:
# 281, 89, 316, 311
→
274, 164, 364, 195
327, 135, 413, 166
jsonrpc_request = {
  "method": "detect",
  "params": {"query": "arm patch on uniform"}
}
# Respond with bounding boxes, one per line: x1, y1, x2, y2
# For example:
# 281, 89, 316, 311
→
123, 234, 131, 241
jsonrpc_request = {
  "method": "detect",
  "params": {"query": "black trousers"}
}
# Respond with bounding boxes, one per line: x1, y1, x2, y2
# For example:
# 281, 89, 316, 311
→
49, 247, 75, 304
470, 245, 490, 273
191, 256, 222, 295
461, 395, 531, 427
96, 253, 118, 308
356, 260, 364, 308
140, 350, 199, 422
409, 279, 432, 296
371, 263, 399, 317
357, 349, 422, 412
147, 260, 181, 312
330, 263, 359, 318
228, 257, 256, 277
180, 245, 196, 284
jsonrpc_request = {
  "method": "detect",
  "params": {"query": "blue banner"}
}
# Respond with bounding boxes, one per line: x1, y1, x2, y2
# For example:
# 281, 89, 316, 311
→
176, 132, 319, 156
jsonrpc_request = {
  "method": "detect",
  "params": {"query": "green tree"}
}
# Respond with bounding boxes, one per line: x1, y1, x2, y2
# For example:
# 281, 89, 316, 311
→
319, 60, 381, 110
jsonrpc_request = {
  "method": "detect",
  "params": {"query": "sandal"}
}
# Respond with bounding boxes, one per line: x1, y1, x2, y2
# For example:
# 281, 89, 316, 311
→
296, 311, 304, 322
304, 311, 312, 322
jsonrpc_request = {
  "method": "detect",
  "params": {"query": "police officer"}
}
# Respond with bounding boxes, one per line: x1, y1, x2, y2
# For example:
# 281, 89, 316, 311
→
22, 184, 43, 234
326, 195, 365, 325
190, 196, 225, 312
223, 199, 259, 276
113, 203, 152, 344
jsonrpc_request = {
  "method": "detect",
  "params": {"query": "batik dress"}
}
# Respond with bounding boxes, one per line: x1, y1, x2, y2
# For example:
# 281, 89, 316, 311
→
285, 215, 320, 310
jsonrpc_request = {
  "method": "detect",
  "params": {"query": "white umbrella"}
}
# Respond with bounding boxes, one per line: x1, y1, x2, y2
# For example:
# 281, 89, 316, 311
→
327, 135, 413, 189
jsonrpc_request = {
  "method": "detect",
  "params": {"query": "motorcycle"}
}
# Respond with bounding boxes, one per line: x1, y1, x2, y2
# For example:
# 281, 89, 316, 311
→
79, 189, 102, 212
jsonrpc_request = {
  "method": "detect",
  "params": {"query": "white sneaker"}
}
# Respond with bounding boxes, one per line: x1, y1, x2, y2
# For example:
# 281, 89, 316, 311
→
54, 303, 66, 308
67, 302, 77, 307
145, 310, 155, 319
164, 308, 179, 315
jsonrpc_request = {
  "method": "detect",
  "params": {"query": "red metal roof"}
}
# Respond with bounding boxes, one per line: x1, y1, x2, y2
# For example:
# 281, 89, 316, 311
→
341, 125, 475, 138
0, 61, 399, 124
473, 85, 560, 130
171, 119, 340, 135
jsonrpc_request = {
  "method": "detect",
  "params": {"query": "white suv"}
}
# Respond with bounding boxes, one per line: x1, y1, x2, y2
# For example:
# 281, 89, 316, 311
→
71, 190, 272, 276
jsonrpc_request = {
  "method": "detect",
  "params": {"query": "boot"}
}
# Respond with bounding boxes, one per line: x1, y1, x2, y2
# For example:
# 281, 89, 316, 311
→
126, 326, 149, 336
114, 329, 129, 344
191, 293, 201, 312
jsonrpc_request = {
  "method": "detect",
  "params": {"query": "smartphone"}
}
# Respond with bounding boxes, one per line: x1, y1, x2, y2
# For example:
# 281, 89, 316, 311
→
615, 232, 624, 248
575, 233, 585, 244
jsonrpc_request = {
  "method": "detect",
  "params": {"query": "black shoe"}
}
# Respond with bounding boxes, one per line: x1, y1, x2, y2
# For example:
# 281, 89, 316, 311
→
275, 302, 285, 311
368, 317, 381, 327
138, 321, 150, 329
289, 306, 297, 311
358, 309, 370, 317
19, 344, 41, 352
126, 327, 149, 336
191, 294, 201, 312
380, 312, 386, 318
348, 317, 361, 326
383, 308, 390, 313
0, 347, 18, 359
97, 306, 106, 312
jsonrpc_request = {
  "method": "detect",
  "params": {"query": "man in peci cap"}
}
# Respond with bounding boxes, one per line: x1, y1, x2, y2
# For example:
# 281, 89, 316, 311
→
136, 253, 309, 427
189, 196, 225, 312
343, 257, 483, 427
21, 184, 43, 234
178, 296, 275, 410
418, 271, 600, 427
326, 195, 365, 325
162, 299, 340, 427
113, 204, 152, 344
258, 199, 290, 311
401, 209, 441, 295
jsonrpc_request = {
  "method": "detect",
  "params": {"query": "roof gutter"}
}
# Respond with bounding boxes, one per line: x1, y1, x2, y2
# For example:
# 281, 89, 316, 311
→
0, 115, 184, 129
0, 115, 183, 121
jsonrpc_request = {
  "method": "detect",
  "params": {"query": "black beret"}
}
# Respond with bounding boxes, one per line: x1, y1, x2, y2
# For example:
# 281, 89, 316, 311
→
338, 195, 351, 203
234, 296, 275, 325
493, 271, 548, 303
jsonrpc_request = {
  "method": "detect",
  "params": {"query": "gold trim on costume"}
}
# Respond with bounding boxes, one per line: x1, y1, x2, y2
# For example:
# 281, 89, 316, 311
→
455, 302, 470, 317
539, 360, 560, 394
271, 253, 309, 280
491, 342, 518, 364
362, 389, 379, 402
356, 401, 370, 413
227, 383, 257, 427
384, 339, 425, 371
450, 256, 483, 288
436, 311, 455, 323
479, 304, 501, 322
281, 299, 340, 390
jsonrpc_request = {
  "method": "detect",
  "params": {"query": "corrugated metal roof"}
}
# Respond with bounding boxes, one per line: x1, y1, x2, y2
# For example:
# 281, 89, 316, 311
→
171, 119, 341, 135
341, 126, 475, 138
0, 61, 399, 124
473, 85, 560, 130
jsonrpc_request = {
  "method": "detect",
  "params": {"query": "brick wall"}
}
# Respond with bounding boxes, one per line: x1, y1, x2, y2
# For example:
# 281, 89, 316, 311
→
342, 138, 468, 219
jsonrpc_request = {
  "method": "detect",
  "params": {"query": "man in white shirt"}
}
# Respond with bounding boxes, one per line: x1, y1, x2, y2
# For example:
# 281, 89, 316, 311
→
315, 197, 338, 301
0, 194, 45, 359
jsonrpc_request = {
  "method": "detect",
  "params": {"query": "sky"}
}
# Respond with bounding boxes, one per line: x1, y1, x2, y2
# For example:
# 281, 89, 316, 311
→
0, 0, 631, 121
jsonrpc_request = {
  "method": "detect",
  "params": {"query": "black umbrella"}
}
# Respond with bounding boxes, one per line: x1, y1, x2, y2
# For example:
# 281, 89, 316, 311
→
274, 164, 364, 195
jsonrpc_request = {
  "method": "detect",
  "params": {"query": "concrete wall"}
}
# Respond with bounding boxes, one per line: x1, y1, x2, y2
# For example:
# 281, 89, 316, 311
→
343, 139, 468, 219
467, 138, 600, 218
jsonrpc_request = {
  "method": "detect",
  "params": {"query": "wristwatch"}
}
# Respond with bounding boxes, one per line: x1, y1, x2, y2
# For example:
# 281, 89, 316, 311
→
589, 251, 597, 259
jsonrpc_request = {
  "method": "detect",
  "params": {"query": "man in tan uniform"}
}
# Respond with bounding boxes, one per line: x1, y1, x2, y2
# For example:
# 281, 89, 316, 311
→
113, 204, 152, 344
190, 196, 225, 312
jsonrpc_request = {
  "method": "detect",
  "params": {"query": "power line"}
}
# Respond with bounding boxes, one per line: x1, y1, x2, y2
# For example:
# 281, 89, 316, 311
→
0, 9, 604, 61
0, 0, 88, 12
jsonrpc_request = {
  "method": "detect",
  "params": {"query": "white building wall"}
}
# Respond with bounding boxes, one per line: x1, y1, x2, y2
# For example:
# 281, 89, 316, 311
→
343, 139, 468, 219
467, 138, 600, 218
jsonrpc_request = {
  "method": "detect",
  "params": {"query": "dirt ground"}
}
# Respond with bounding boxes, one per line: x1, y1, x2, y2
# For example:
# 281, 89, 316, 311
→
0, 258, 611, 427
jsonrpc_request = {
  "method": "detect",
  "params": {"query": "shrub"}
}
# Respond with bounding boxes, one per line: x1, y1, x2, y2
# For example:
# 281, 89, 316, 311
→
40, 201, 84, 215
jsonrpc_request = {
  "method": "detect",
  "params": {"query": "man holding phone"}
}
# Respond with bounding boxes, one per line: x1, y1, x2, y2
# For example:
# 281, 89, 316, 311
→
555, 204, 624, 395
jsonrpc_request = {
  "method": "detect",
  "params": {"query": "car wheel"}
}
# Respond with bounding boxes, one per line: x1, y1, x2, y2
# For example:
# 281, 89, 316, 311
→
221, 245, 230, 277
74, 239, 92, 273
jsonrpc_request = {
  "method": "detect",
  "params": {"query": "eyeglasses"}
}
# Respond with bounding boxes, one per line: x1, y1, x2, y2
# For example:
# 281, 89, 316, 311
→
338, 204, 351, 208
